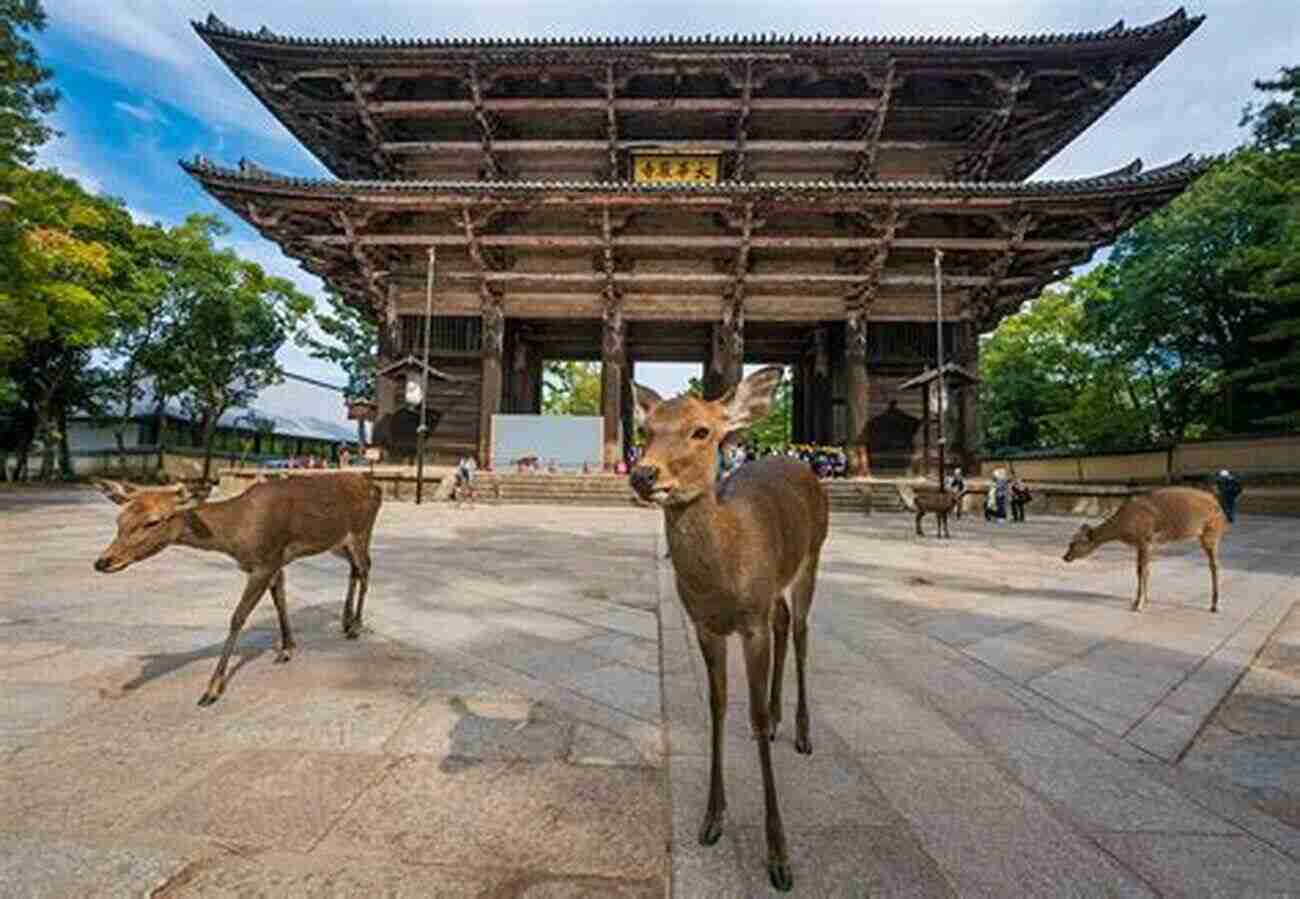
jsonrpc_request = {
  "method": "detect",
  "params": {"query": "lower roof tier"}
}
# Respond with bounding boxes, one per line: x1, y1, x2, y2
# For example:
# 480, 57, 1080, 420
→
183, 155, 1212, 332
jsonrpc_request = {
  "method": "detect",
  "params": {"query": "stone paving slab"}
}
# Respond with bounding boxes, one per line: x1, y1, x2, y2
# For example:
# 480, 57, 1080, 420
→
3, 487, 1299, 897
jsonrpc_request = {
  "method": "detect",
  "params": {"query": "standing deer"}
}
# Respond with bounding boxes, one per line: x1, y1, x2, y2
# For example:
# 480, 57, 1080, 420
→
895, 484, 958, 538
92, 474, 382, 705
630, 366, 828, 892
1062, 486, 1227, 613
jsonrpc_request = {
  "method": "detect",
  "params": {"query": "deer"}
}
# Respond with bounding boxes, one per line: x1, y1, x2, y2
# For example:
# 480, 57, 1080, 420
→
895, 484, 959, 538
92, 473, 383, 706
1062, 486, 1228, 613
630, 366, 829, 892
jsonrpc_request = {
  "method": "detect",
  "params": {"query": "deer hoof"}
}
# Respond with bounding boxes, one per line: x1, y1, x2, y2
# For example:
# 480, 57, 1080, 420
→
344, 626, 362, 640
795, 734, 813, 755
768, 861, 794, 892
698, 811, 724, 846
274, 648, 294, 664
197, 691, 220, 707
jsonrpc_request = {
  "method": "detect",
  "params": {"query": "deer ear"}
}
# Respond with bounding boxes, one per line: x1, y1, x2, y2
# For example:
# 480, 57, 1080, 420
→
1082, 524, 1095, 540
93, 479, 135, 506
632, 383, 663, 429
181, 509, 213, 540
172, 484, 193, 504
721, 366, 784, 432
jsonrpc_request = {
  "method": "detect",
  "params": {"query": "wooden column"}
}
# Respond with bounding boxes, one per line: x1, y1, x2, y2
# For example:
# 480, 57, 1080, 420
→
921, 381, 932, 478
810, 327, 831, 444
959, 321, 981, 474
844, 309, 871, 476
525, 349, 543, 414
479, 287, 504, 467
791, 360, 806, 444
601, 301, 626, 470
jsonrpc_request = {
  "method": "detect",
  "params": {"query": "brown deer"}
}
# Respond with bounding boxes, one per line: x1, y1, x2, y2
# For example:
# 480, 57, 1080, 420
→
92, 474, 382, 705
895, 484, 958, 538
1062, 486, 1227, 613
630, 366, 829, 892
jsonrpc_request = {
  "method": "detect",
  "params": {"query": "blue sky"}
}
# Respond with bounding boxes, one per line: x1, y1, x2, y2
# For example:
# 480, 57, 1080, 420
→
32, 1, 1299, 416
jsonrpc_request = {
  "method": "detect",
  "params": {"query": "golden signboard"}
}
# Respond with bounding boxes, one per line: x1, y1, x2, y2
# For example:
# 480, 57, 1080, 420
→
631, 153, 720, 185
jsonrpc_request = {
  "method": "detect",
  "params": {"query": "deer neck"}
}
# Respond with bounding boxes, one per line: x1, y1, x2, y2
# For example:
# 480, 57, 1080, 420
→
174, 501, 238, 558
664, 486, 730, 589
1089, 511, 1126, 546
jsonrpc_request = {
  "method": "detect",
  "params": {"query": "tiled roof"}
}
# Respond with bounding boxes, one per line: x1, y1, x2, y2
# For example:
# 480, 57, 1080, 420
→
193, 8, 1201, 52
181, 154, 1216, 198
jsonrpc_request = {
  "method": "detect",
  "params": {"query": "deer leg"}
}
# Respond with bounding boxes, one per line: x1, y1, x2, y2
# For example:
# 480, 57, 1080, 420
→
915, 511, 924, 537
347, 546, 372, 638
1202, 535, 1220, 613
334, 546, 360, 636
270, 570, 295, 663
742, 622, 792, 892
199, 569, 274, 706
769, 598, 791, 741
790, 559, 817, 756
696, 628, 728, 847
1132, 544, 1150, 612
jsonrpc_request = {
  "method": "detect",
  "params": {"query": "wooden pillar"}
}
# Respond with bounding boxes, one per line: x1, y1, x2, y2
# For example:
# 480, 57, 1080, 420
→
845, 310, 871, 476
921, 383, 932, 478
791, 361, 805, 444
601, 291, 626, 470
810, 327, 831, 444
620, 359, 635, 468
479, 287, 504, 468
525, 349, 543, 413
705, 321, 741, 400
959, 321, 980, 475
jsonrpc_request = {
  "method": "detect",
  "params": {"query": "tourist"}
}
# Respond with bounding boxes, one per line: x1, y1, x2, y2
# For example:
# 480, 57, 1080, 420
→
1010, 477, 1032, 522
1214, 469, 1242, 523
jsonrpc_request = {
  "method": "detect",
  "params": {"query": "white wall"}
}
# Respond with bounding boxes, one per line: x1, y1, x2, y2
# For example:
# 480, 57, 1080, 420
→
66, 422, 142, 452
492, 414, 603, 471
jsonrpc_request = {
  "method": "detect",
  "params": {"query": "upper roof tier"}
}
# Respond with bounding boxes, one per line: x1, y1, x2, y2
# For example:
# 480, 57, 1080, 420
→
194, 8, 1202, 183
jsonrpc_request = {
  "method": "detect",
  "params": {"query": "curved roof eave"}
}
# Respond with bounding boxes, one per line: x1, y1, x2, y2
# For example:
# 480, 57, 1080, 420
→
180, 153, 1217, 201
192, 8, 1201, 55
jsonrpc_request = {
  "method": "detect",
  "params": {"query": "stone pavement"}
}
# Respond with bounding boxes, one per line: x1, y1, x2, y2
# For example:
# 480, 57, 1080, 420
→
1, 486, 1298, 897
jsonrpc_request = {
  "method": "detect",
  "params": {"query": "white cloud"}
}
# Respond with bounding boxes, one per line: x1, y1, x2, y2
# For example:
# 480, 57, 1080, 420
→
112, 99, 167, 125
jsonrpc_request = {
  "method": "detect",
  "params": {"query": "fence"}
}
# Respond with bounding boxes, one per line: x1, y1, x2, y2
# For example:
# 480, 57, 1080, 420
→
983, 433, 1300, 484
3, 446, 297, 483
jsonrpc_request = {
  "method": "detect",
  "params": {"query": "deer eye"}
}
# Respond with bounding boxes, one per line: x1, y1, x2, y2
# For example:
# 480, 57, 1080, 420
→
691, 426, 710, 440
143, 519, 162, 529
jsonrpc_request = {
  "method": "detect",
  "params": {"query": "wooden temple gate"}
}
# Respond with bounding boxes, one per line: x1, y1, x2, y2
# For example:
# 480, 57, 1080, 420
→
184, 10, 1209, 475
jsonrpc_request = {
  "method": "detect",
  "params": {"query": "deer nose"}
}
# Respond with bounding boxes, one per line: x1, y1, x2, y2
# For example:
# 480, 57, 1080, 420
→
629, 465, 658, 494
94, 556, 112, 572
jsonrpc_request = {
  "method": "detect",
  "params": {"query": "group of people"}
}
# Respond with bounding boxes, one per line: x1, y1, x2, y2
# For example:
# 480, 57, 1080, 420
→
951, 467, 1033, 523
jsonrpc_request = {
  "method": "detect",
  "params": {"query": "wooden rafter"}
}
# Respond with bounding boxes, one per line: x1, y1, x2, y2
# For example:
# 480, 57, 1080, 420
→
343, 65, 390, 176
334, 209, 388, 308
304, 232, 1094, 253
733, 59, 754, 181
460, 205, 506, 355
952, 69, 1030, 181
603, 63, 619, 179
467, 63, 505, 179
969, 211, 1035, 325
849, 57, 895, 181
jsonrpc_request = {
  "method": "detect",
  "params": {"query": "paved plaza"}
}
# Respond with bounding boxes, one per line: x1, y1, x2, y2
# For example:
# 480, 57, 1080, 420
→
1, 486, 1298, 897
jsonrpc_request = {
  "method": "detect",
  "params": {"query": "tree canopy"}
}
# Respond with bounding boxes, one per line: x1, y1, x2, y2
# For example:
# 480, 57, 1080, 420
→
0, 0, 58, 168
542, 361, 601, 415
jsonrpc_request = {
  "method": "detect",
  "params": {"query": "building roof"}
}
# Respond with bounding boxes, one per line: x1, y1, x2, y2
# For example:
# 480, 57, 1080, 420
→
191, 9, 1203, 183
183, 153, 1212, 198
195, 9, 1199, 53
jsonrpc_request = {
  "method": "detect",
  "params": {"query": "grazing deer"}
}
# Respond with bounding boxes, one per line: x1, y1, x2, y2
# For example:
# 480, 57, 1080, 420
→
1062, 486, 1227, 613
92, 474, 382, 705
895, 484, 958, 538
630, 366, 829, 892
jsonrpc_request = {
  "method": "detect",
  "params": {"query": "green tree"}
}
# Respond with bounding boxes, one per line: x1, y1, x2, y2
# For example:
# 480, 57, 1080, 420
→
149, 217, 313, 482
541, 360, 601, 415
0, 167, 126, 478
0, 0, 58, 169
1084, 149, 1295, 438
1240, 66, 1299, 152
295, 289, 377, 444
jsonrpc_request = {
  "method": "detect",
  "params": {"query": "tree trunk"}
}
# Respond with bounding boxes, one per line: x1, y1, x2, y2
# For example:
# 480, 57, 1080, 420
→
201, 411, 219, 484
57, 403, 73, 480
115, 362, 137, 475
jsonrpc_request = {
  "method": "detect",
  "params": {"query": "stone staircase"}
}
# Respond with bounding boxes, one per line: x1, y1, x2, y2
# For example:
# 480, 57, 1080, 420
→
467, 472, 906, 513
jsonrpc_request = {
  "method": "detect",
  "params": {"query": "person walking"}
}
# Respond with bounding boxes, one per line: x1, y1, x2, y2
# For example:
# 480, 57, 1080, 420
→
1010, 477, 1032, 522
1214, 469, 1242, 523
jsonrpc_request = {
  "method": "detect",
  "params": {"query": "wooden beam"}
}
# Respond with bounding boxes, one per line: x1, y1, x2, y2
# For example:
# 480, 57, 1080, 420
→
422, 270, 1037, 289
333, 209, 388, 308
380, 138, 949, 155
304, 232, 1094, 253
969, 212, 1035, 325
952, 69, 1030, 181
604, 63, 619, 180
343, 65, 391, 176
467, 63, 505, 179
733, 59, 753, 182
366, 97, 882, 116
850, 57, 895, 181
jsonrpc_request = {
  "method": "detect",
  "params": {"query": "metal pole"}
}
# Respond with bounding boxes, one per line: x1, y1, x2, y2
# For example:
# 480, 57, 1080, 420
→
934, 248, 946, 488
415, 246, 435, 504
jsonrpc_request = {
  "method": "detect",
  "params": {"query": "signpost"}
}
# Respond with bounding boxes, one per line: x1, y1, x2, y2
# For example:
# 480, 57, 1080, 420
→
630, 152, 720, 185
416, 246, 435, 505
934, 249, 946, 488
